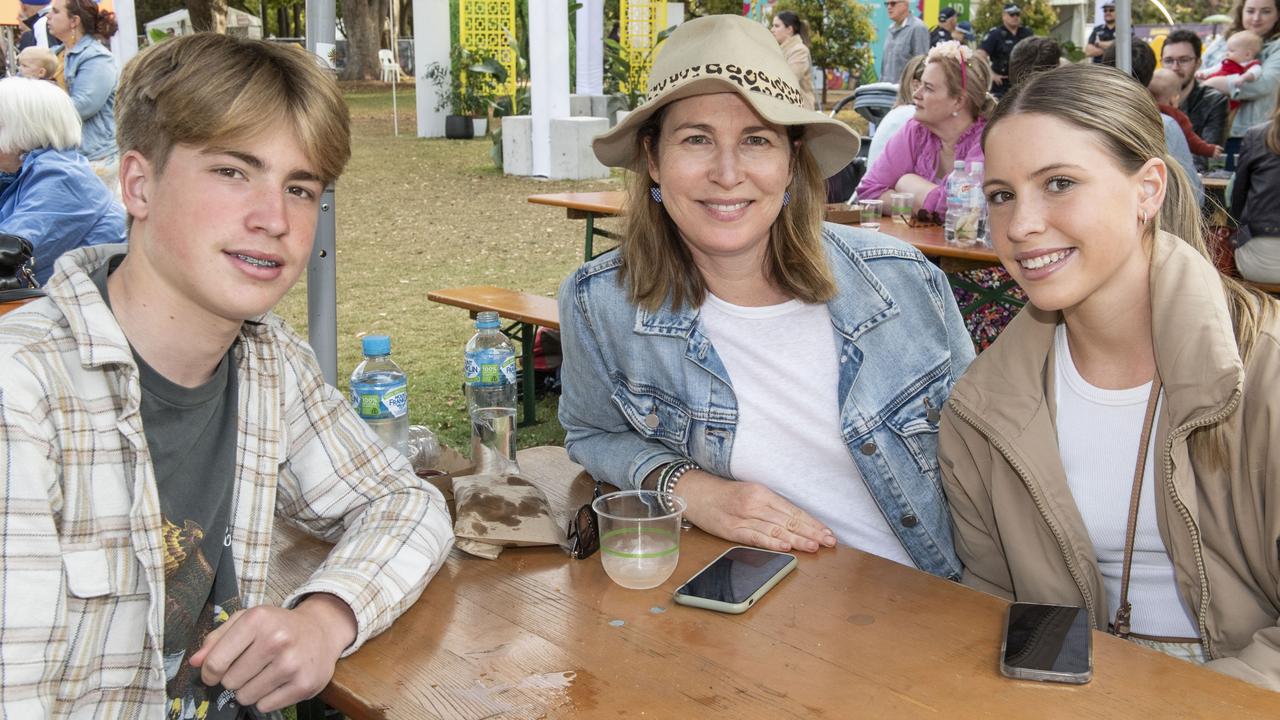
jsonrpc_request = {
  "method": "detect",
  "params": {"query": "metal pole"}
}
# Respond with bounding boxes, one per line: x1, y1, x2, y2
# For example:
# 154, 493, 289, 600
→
307, 187, 339, 386
1115, 0, 1131, 76
390, 0, 399, 136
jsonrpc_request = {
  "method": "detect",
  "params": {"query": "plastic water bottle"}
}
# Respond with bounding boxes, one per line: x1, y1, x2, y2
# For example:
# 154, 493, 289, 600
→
464, 311, 519, 474
943, 160, 969, 244
968, 160, 989, 247
350, 335, 410, 458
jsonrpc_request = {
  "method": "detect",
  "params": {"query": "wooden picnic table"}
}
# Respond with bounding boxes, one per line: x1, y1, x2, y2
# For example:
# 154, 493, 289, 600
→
528, 190, 1021, 325
270, 447, 1280, 720
528, 190, 1004, 268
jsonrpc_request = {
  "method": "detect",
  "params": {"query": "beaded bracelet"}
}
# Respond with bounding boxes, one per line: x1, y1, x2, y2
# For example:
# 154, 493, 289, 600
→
657, 460, 698, 512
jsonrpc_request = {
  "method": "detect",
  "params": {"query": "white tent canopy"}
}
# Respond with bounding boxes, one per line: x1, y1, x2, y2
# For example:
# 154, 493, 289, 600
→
143, 7, 263, 43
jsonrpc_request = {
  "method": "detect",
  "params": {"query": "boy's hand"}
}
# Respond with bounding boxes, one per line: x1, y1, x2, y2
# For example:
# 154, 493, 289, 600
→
1212, 145, 1225, 158
189, 594, 357, 713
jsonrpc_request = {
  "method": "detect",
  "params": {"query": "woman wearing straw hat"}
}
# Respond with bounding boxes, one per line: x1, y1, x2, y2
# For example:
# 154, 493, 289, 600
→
558, 15, 975, 577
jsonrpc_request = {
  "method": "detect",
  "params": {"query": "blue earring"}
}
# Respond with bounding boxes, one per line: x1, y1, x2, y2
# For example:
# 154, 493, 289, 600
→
782, 191, 791, 207
650, 186, 662, 203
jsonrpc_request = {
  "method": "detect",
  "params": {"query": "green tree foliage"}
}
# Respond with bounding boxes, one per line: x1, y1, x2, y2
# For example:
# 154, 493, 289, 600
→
973, 0, 1057, 37
685, 0, 746, 16
775, 2, 875, 106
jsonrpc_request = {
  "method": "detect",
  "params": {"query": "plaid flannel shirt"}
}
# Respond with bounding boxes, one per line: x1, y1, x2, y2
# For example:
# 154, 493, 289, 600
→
0, 245, 455, 717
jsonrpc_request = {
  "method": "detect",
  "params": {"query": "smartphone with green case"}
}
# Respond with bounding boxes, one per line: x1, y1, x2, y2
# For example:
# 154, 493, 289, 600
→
672, 546, 797, 614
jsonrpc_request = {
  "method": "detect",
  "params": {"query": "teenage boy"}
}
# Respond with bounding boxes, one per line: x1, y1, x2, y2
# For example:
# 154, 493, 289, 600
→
0, 33, 454, 718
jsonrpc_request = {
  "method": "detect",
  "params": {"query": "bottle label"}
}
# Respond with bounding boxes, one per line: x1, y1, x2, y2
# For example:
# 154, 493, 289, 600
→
465, 349, 517, 386
351, 380, 408, 419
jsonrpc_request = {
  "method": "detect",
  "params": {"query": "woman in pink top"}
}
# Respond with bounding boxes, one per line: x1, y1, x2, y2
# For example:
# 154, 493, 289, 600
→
857, 41, 996, 214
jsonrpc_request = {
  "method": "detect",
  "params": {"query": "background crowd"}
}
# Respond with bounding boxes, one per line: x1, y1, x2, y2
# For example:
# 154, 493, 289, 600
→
3, 0, 1278, 290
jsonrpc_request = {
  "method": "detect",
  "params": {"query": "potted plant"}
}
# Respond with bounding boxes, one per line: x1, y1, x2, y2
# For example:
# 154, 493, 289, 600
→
423, 46, 507, 139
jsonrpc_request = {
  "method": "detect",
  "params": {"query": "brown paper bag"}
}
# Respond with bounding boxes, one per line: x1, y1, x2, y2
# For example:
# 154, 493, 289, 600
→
452, 473, 565, 559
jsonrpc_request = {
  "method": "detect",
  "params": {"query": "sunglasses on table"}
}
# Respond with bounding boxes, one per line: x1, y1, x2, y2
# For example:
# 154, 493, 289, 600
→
901, 209, 943, 227
566, 482, 603, 559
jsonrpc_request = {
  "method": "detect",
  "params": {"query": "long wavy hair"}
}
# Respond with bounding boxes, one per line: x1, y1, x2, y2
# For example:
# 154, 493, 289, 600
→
619, 104, 833, 313
987, 64, 1276, 466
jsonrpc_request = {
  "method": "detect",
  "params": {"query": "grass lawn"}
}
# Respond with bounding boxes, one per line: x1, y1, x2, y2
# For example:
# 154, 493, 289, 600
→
273, 85, 621, 454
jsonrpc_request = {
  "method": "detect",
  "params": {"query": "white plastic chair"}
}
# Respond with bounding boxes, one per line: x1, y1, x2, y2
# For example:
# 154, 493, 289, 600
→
378, 49, 399, 82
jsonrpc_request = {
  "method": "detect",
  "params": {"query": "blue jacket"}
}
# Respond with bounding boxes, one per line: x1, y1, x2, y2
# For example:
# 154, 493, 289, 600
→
0, 148, 126, 284
557, 223, 975, 579
62, 35, 118, 162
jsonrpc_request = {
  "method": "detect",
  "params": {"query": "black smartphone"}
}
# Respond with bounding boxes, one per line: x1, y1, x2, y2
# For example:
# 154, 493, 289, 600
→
999, 602, 1093, 684
672, 546, 797, 614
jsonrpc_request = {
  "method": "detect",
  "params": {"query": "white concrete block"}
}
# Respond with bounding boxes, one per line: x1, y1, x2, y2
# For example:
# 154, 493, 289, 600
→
614, 109, 632, 128
502, 115, 534, 176
569, 94, 594, 117
549, 116, 611, 180
589, 95, 611, 118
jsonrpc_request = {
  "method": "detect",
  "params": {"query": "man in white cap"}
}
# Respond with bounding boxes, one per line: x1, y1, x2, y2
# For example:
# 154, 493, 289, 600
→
1085, 1, 1117, 63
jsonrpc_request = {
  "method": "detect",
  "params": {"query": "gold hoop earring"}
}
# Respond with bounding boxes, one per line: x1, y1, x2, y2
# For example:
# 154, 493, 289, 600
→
1141, 210, 1148, 224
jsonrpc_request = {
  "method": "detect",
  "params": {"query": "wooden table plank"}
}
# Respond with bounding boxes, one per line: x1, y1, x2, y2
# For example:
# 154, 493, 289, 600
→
269, 448, 1280, 720
426, 286, 560, 330
527, 190, 1003, 268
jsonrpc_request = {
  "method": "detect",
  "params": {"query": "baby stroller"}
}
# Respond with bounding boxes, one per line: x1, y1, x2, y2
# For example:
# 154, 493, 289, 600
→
824, 82, 896, 203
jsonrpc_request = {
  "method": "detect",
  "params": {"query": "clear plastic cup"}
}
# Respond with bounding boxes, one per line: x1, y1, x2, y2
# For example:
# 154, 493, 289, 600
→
592, 490, 685, 589
859, 199, 883, 230
890, 192, 915, 224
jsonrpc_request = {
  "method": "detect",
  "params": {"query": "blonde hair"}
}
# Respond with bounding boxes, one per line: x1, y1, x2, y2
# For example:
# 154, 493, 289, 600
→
924, 44, 996, 120
1227, 29, 1264, 55
987, 64, 1276, 465
896, 55, 926, 107
116, 33, 351, 184
17, 46, 58, 79
620, 105, 834, 312
0, 76, 82, 153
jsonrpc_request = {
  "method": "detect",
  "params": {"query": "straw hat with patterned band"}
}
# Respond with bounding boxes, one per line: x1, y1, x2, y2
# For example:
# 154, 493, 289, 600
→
592, 15, 861, 179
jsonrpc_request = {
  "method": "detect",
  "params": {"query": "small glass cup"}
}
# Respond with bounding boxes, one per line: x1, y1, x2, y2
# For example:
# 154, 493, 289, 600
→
592, 490, 685, 589
859, 199, 883, 230
889, 192, 915, 224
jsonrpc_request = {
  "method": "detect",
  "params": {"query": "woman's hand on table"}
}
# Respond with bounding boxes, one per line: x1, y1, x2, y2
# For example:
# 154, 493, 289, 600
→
676, 470, 836, 553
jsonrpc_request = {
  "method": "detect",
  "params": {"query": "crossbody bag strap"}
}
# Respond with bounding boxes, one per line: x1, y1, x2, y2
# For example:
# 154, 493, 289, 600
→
1111, 376, 1163, 639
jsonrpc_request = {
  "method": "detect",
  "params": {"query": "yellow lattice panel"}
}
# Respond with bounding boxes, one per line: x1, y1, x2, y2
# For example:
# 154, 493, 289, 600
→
620, 0, 669, 93
458, 0, 518, 105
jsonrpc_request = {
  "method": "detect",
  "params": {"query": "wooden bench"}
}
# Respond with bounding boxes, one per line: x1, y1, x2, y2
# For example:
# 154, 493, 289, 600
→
427, 286, 560, 426
1244, 280, 1280, 296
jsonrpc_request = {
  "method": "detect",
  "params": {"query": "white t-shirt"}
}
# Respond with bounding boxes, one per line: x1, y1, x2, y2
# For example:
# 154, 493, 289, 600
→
867, 104, 916, 173
698, 293, 915, 567
1053, 324, 1199, 638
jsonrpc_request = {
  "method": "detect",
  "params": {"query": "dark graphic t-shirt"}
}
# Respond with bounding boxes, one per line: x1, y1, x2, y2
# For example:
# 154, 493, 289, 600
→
93, 255, 245, 720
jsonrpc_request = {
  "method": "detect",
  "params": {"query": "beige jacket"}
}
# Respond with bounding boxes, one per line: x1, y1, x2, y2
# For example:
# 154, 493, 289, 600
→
780, 34, 817, 111
938, 232, 1280, 691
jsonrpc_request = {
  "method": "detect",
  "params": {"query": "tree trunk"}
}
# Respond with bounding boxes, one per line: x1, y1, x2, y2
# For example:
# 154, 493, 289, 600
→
187, 0, 228, 33
341, 0, 385, 80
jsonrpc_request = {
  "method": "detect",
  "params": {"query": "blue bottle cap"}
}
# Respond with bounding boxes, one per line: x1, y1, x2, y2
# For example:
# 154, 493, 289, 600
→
362, 334, 391, 356
475, 311, 500, 330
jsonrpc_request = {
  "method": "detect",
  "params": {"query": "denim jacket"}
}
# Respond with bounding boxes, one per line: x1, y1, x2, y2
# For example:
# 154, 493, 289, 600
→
558, 223, 975, 578
62, 35, 118, 162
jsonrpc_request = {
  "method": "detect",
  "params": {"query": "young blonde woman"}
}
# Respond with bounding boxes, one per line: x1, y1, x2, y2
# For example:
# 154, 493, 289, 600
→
559, 16, 975, 576
939, 63, 1280, 689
